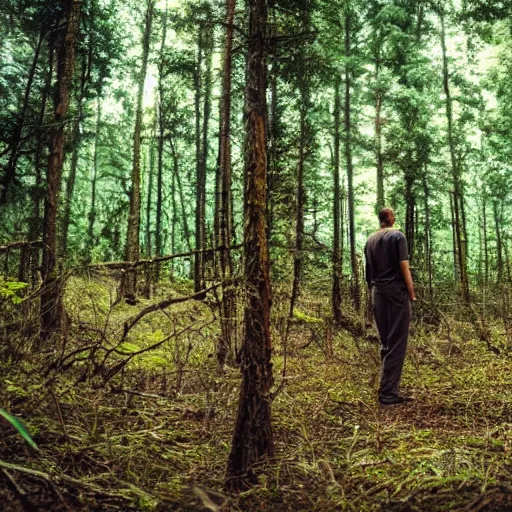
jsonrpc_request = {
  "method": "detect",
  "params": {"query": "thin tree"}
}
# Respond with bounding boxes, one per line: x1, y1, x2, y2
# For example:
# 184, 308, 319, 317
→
332, 74, 342, 323
344, 6, 360, 311
226, 0, 273, 488
217, 0, 237, 369
40, 0, 82, 340
124, 0, 155, 304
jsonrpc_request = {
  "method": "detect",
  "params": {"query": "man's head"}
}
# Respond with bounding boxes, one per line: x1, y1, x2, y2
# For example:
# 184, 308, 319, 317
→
379, 208, 395, 228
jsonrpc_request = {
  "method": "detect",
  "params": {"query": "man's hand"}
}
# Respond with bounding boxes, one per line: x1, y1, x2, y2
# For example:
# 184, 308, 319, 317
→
399, 260, 416, 303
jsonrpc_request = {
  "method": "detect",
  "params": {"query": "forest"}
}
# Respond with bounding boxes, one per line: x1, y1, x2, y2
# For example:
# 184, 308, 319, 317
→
1, 0, 512, 509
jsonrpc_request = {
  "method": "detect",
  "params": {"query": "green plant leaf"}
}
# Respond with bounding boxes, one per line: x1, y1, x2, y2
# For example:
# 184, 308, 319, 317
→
0, 408, 38, 450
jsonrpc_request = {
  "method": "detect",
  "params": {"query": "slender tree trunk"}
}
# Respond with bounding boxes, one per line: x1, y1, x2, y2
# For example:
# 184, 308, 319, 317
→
124, 0, 154, 304
374, 51, 385, 213
289, 82, 308, 319
169, 136, 192, 253
194, 25, 206, 293
405, 165, 415, 264
217, 0, 237, 369
40, 0, 82, 340
87, 96, 101, 260
60, 54, 89, 259
332, 76, 342, 323
1, 28, 45, 203
146, 117, 157, 260
494, 200, 503, 284
226, 0, 273, 488
344, 10, 360, 311
29, 47, 54, 284
440, 8, 469, 302
155, 1, 168, 264
422, 173, 433, 300
267, 10, 278, 240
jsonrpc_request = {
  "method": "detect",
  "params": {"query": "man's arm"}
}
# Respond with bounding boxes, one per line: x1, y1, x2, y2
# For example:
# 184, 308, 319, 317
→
399, 260, 416, 301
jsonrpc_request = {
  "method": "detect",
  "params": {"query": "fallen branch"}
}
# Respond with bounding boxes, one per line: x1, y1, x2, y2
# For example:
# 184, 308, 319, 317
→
84, 244, 243, 271
0, 241, 44, 253
121, 283, 221, 339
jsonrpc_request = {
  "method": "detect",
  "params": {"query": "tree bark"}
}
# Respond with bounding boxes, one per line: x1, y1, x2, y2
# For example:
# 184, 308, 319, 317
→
156, 1, 168, 263
169, 136, 192, 253
40, 0, 82, 340
440, 8, 469, 302
124, 0, 155, 304
194, 25, 205, 293
289, 81, 308, 319
87, 96, 102, 260
344, 9, 360, 311
332, 75, 342, 324
60, 53, 89, 259
217, 0, 237, 369
1, 27, 44, 203
226, 0, 273, 488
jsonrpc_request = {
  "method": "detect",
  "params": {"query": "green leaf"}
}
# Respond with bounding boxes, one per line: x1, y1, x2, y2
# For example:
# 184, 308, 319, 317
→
0, 408, 38, 450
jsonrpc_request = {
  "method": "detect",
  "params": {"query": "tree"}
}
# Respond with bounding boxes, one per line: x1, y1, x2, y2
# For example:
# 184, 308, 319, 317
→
226, 0, 273, 488
124, 0, 155, 304
40, 0, 82, 339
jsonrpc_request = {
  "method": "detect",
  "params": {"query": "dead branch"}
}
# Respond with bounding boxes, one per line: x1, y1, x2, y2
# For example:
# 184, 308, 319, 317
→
83, 244, 243, 271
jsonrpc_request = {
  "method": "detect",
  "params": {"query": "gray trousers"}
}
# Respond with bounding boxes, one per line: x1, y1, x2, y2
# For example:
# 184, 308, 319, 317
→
372, 284, 411, 398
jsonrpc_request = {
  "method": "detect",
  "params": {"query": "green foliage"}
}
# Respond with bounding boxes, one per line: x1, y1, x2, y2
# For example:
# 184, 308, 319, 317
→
0, 277, 28, 304
0, 407, 37, 450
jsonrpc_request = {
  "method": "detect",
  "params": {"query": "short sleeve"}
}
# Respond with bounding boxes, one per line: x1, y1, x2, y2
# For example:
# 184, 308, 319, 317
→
397, 233, 409, 261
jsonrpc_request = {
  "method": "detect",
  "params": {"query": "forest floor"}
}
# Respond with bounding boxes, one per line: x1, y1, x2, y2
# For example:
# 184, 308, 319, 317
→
2, 276, 512, 511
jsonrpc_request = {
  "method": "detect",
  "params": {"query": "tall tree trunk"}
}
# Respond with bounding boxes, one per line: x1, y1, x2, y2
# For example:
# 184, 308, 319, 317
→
146, 117, 156, 259
169, 136, 192, 253
40, 0, 82, 340
217, 0, 237, 369
332, 75, 342, 324
124, 0, 154, 304
60, 53, 89, 259
194, 25, 206, 293
440, 8, 469, 302
1, 28, 44, 203
155, 1, 168, 263
494, 200, 503, 284
267, 10, 278, 240
374, 51, 384, 213
289, 81, 308, 319
87, 96, 101, 260
422, 172, 433, 300
226, 0, 273, 488
404, 164, 415, 264
344, 9, 360, 311
29, 47, 54, 284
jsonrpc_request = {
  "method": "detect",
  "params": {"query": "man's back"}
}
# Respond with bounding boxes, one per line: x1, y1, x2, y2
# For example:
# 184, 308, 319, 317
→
364, 229, 409, 287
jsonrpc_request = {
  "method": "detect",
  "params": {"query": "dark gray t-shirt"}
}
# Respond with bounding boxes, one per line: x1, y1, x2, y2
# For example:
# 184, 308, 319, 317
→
364, 229, 409, 287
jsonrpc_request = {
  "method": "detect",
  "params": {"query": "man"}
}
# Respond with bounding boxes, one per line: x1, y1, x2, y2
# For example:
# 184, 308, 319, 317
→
364, 208, 416, 405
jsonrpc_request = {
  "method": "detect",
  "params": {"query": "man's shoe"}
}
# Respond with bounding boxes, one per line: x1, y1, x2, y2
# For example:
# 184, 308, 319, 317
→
378, 394, 413, 406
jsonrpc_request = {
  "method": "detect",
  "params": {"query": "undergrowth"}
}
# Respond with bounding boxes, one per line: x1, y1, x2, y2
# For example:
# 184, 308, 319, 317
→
1, 276, 512, 511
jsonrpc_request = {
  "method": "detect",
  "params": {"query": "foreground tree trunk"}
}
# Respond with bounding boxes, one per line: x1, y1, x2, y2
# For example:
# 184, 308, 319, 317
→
124, 0, 154, 304
40, 0, 82, 340
226, 0, 273, 488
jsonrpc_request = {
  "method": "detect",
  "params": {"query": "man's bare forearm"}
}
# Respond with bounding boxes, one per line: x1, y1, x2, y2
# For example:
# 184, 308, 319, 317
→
399, 260, 416, 301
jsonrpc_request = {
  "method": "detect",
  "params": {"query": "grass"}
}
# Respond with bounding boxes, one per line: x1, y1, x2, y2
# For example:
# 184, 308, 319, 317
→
1, 276, 512, 511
